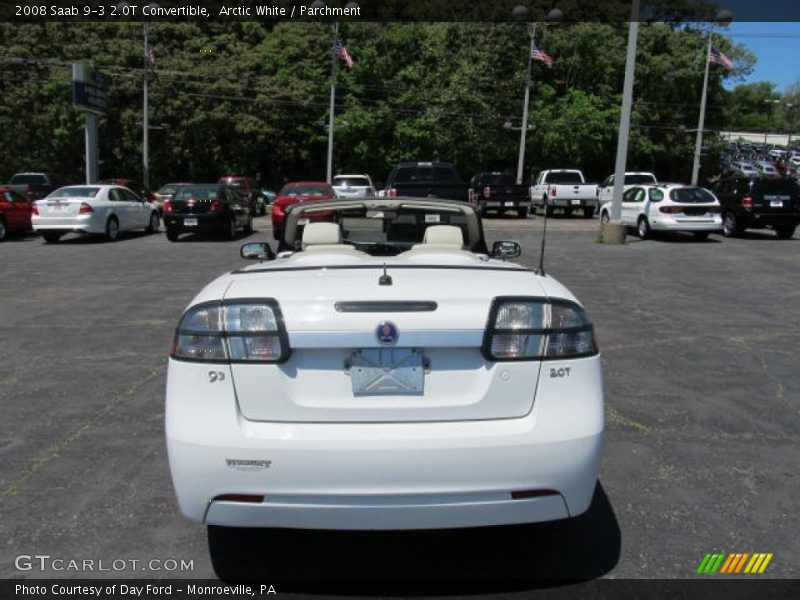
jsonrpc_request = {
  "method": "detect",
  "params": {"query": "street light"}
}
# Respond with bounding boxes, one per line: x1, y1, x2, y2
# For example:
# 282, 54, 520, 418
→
511, 5, 563, 184
690, 8, 733, 185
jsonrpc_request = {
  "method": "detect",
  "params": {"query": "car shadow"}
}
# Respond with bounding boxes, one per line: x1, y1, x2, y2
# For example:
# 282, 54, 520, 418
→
43, 230, 158, 244
172, 229, 258, 243
724, 230, 795, 241
648, 232, 722, 244
207, 484, 620, 594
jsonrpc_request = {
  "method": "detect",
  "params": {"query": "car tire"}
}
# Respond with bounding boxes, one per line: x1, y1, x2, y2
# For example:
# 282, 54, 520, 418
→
146, 211, 160, 233
244, 214, 253, 234
226, 217, 237, 240
105, 217, 119, 242
517, 206, 528, 219
166, 229, 179, 242
584, 207, 595, 219
43, 232, 62, 244
774, 225, 796, 240
722, 212, 742, 237
0, 218, 6, 241
693, 231, 710, 241
637, 216, 650, 240
600, 211, 610, 224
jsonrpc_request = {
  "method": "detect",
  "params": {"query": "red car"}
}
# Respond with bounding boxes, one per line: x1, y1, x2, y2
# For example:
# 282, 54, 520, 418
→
0, 186, 33, 241
271, 181, 335, 240
218, 176, 264, 216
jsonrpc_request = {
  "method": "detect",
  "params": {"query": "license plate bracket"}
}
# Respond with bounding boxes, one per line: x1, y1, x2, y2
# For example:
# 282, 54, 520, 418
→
571, 199, 582, 205
350, 348, 424, 396
184, 218, 198, 226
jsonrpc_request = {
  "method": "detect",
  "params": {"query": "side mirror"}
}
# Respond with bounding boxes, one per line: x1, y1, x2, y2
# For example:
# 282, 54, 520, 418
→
492, 240, 521, 260
240, 242, 275, 261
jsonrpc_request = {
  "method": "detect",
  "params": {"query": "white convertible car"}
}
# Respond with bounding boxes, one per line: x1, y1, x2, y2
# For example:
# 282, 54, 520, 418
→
166, 197, 603, 531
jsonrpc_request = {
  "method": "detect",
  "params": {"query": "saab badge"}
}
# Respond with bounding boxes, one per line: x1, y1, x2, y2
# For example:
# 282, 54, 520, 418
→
376, 321, 398, 345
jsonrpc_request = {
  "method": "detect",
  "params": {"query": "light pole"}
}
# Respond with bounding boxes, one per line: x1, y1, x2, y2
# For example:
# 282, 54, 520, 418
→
511, 6, 563, 185
763, 99, 781, 146
690, 10, 732, 186
312, 0, 359, 183
786, 103, 797, 149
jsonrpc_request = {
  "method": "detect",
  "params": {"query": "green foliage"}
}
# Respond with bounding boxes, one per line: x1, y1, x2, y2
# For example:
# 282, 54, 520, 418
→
0, 21, 786, 189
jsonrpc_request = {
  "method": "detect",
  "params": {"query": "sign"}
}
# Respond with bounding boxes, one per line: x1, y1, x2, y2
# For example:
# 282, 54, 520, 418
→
72, 64, 110, 115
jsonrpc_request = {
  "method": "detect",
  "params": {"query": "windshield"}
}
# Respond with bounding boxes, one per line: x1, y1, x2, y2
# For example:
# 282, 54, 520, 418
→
669, 188, 717, 204
175, 186, 223, 201
333, 177, 371, 187
11, 174, 47, 185
281, 185, 330, 196
625, 174, 657, 184
545, 171, 583, 184
48, 187, 100, 198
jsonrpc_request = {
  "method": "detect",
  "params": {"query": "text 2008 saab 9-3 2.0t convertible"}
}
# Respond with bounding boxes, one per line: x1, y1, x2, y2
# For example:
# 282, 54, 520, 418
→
165, 197, 604, 535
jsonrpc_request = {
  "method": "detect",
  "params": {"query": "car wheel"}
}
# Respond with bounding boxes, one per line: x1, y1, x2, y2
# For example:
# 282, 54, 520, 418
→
0, 218, 6, 241
693, 231, 710, 241
722, 212, 741, 237
774, 225, 796, 240
600, 211, 610, 225
637, 216, 650, 240
43, 232, 62, 244
244, 214, 253, 234
166, 229, 179, 242
105, 217, 119, 242
584, 207, 595, 219
517, 206, 528, 219
146, 211, 160, 233
226, 217, 237, 240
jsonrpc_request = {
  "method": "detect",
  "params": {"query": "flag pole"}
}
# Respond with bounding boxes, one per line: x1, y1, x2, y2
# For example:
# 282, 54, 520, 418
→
142, 22, 150, 190
516, 24, 536, 185
326, 22, 338, 184
691, 33, 712, 186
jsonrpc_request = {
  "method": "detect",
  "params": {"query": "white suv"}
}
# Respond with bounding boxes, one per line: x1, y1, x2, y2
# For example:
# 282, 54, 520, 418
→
331, 174, 376, 198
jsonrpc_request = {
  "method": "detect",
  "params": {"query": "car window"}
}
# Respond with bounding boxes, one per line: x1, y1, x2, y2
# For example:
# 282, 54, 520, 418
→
622, 187, 637, 202
122, 188, 141, 202
602, 176, 613, 186
49, 186, 100, 198
545, 171, 583, 184
10, 174, 47, 185
3, 190, 27, 203
333, 177, 371, 187
669, 187, 716, 204
648, 188, 664, 202
280, 185, 330, 196
626, 174, 657, 185
108, 189, 126, 202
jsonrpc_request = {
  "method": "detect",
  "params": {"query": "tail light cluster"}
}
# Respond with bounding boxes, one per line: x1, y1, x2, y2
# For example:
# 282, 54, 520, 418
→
163, 201, 173, 214
550, 187, 558, 197
741, 196, 754, 209
482, 297, 598, 361
659, 205, 720, 214
171, 300, 290, 364
31, 204, 39, 215
387, 188, 398, 197
210, 200, 223, 212
78, 202, 94, 214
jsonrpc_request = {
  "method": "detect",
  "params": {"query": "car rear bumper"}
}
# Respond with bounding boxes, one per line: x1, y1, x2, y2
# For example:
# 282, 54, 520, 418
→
32, 214, 104, 234
166, 358, 604, 530
164, 213, 226, 234
649, 215, 723, 231
483, 199, 531, 209
550, 198, 598, 209
742, 212, 800, 228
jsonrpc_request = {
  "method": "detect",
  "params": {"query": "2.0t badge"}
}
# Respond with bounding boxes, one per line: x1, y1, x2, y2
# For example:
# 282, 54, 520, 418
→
376, 321, 398, 345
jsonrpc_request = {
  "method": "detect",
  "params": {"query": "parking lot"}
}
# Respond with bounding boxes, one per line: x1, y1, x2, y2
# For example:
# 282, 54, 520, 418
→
1, 214, 798, 588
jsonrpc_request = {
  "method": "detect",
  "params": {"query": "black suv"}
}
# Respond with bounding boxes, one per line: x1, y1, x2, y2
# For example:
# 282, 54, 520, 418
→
712, 176, 800, 239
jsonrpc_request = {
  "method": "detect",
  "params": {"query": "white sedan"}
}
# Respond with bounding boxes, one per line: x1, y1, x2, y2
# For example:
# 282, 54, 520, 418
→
32, 184, 161, 243
331, 174, 376, 198
599, 183, 723, 240
166, 197, 604, 538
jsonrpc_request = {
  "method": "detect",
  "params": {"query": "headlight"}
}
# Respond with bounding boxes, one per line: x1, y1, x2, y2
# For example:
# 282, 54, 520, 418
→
482, 297, 598, 361
171, 300, 289, 363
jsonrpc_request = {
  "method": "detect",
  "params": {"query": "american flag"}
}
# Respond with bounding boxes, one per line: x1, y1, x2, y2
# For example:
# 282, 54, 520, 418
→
333, 40, 354, 69
709, 47, 733, 70
145, 44, 156, 69
531, 44, 554, 68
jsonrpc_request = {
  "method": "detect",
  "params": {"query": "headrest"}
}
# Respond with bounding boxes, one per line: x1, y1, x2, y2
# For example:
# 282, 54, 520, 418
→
302, 222, 341, 247
422, 225, 463, 247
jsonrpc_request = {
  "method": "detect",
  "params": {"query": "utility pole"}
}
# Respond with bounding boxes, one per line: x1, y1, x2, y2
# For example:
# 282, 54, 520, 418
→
516, 24, 536, 185
691, 34, 712, 186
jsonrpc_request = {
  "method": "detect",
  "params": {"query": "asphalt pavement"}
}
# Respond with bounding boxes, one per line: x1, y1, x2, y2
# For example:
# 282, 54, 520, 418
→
1, 213, 798, 591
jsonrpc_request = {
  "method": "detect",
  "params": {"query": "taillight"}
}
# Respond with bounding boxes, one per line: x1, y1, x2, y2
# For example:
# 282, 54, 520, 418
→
483, 186, 491, 198
706, 206, 721, 213
163, 201, 173, 214
659, 206, 683, 214
210, 200, 223, 212
482, 298, 598, 361
79, 202, 94, 214
550, 186, 557, 197
387, 188, 397, 197
171, 300, 290, 364
741, 196, 753, 209
31, 204, 39, 215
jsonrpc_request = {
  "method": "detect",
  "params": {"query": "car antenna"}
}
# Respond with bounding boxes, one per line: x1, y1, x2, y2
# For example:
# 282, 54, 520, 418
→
536, 206, 549, 276
379, 263, 393, 286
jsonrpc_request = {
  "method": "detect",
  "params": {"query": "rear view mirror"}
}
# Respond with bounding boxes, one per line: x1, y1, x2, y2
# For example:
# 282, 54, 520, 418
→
240, 242, 275, 261
492, 240, 521, 260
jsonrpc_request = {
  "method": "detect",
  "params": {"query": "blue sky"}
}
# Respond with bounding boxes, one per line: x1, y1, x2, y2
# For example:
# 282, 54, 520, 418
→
722, 22, 800, 92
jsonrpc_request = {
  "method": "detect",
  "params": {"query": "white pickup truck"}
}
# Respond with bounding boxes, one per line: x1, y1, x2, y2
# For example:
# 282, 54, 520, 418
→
530, 169, 599, 218
596, 171, 658, 205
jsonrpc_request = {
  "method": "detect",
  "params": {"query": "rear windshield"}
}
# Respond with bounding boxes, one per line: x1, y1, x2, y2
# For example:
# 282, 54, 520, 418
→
10, 174, 47, 185
392, 166, 461, 184
280, 185, 329, 196
223, 180, 246, 189
48, 187, 100, 198
752, 179, 800, 195
625, 174, 657, 184
669, 188, 716, 204
157, 184, 184, 194
175, 186, 223, 201
333, 177, 371, 187
544, 171, 583, 184
476, 173, 515, 186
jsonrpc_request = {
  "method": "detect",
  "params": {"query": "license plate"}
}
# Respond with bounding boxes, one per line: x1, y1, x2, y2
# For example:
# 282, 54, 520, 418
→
770, 200, 783, 207
48, 203, 67, 212
504, 201, 514, 207
571, 199, 582, 205
350, 348, 424, 396
183, 218, 198, 226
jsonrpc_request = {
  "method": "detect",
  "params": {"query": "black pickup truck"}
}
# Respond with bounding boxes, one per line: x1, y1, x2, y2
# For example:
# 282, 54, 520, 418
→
381, 162, 469, 203
468, 171, 531, 218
